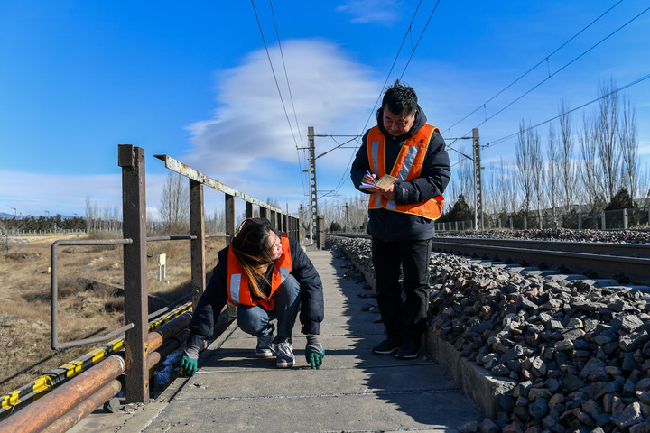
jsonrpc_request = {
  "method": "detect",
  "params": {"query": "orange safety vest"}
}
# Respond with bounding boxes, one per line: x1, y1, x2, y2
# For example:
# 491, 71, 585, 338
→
367, 124, 444, 220
226, 233, 292, 310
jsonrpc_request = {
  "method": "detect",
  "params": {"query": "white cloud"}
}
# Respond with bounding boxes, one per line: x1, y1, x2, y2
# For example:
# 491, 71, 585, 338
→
183, 39, 377, 180
336, 0, 405, 24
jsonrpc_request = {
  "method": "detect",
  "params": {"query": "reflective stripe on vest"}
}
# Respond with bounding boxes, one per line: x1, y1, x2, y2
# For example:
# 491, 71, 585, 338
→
226, 233, 292, 310
367, 124, 444, 220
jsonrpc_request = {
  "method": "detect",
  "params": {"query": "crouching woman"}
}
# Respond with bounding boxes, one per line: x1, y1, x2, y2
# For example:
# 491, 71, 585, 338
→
180, 217, 325, 373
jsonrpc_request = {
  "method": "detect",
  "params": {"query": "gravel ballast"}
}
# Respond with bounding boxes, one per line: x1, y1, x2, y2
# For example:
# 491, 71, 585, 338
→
329, 231, 650, 433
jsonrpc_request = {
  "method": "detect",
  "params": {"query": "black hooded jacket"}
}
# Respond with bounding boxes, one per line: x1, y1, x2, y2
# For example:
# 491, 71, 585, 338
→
350, 105, 450, 242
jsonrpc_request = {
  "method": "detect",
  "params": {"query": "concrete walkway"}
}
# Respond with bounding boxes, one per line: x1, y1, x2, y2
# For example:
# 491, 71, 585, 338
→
71, 248, 483, 432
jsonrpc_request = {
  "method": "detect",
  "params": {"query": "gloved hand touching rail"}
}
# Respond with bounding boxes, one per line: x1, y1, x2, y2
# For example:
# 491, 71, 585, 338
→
304, 335, 325, 369
180, 345, 200, 376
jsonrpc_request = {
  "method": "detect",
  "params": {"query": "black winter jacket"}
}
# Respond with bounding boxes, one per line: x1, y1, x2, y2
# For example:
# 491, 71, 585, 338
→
187, 238, 324, 348
350, 105, 451, 242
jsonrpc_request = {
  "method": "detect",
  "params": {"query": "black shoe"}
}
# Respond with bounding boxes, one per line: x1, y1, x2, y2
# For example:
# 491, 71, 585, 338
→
395, 340, 421, 359
372, 337, 401, 355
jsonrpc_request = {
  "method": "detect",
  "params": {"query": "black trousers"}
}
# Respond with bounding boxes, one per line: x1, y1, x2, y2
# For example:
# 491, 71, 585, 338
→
371, 236, 433, 343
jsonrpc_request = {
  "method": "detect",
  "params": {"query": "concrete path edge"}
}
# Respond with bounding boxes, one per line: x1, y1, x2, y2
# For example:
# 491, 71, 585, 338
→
340, 246, 516, 419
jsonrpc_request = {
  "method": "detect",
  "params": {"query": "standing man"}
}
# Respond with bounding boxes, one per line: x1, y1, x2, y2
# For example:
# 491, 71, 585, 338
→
350, 81, 450, 359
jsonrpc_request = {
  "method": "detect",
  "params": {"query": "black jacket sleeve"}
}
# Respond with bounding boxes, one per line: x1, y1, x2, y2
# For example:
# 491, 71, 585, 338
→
350, 131, 374, 195
187, 247, 229, 348
289, 239, 324, 335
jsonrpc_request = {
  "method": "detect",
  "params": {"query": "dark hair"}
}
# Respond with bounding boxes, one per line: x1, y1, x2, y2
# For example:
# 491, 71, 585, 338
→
382, 80, 418, 115
230, 218, 275, 257
229, 218, 277, 299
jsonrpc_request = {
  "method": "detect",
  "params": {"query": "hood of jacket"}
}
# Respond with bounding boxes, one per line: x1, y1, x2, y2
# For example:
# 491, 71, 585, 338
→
375, 104, 428, 142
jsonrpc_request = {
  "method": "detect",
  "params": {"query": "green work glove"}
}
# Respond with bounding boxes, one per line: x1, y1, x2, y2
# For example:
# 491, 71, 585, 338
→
180, 345, 200, 376
305, 335, 325, 369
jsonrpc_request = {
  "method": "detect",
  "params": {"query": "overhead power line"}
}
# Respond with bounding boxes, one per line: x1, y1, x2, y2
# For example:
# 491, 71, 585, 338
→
486, 72, 650, 148
397, 0, 442, 81
443, 0, 629, 134
332, 0, 442, 199
251, 0, 308, 196
476, 4, 650, 130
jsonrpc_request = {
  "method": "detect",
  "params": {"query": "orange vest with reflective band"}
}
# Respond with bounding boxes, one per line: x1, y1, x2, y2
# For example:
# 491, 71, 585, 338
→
226, 234, 292, 310
366, 124, 444, 220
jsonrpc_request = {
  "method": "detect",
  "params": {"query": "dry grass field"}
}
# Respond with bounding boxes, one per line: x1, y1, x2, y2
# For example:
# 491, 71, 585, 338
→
0, 232, 225, 397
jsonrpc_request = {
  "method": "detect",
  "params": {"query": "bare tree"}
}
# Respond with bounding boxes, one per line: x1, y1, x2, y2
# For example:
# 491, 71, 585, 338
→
559, 100, 577, 212
619, 95, 638, 203
515, 120, 535, 215
579, 113, 602, 208
546, 124, 559, 224
530, 128, 544, 227
595, 78, 620, 202
159, 172, 189, 234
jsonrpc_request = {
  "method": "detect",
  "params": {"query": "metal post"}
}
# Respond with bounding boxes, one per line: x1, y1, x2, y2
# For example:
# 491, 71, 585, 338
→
623, 208, 628, 229
472, 128, 483, 230
308, 126, 319, 242
316, 215, 325, 250
118, 144, 149, 404
190, 179, 205, 311
270, 210, 276, 230
601, 211, 606, 229
225, 194, 236, 240
225, 193, 236, 321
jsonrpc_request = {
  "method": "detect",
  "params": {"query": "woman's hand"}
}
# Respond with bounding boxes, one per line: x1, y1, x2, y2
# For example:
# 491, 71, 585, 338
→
305, 335, 325, 369
180, 345, 200, 376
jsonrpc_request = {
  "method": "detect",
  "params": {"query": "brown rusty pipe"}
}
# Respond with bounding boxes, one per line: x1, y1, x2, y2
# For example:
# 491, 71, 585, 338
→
148, 328, 190, 369
147, 312, 192, 352
41, 380, 122, 433
0, 355, 125, 433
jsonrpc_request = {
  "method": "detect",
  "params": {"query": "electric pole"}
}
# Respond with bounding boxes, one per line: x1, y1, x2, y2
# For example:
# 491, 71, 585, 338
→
472, 128, 484, 230
308, 126, 318, 242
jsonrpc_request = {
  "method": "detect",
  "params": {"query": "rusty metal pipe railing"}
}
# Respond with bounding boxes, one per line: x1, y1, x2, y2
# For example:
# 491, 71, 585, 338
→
0, 355, 125, 433
51, 238, 134, 350
148, 328, 191, 369
146, 234, 197, 242
50, 235, 197, 350
148, 290, 197, 320
147, 312, 192, 353
41, 380, 122, 433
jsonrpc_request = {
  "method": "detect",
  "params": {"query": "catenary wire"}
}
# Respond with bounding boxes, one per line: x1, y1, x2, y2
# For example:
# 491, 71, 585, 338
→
251, 0, 308, 196
450, 3, 650, 147
486, 72, 650, 148
268, 0, 309, 197
332, 0, 442, 198
443, 0, 627, 134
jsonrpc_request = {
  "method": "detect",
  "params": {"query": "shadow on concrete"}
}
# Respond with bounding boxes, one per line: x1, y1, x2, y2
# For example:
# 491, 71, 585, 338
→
326, 247, 483, 429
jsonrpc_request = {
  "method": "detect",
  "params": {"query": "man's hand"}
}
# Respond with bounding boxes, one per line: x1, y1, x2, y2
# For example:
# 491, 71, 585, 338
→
378, 184, 396, 200
180, 345, 200, 376
305, 335, 325, 369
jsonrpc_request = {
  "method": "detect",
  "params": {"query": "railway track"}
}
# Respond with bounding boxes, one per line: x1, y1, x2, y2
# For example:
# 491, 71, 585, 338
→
331, 234, 650, 287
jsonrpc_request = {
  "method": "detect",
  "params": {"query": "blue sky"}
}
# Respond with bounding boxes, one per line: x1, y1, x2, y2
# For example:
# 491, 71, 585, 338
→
1, 0, 649, 219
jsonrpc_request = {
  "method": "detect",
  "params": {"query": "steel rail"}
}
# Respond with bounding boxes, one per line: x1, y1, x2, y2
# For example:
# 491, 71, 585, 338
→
432, 236, 650, 258
430, 239, 650, 286
330, 234, 650, 286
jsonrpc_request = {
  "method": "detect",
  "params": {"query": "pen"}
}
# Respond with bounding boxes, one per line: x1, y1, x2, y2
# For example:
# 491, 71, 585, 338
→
366, 170, 376, 184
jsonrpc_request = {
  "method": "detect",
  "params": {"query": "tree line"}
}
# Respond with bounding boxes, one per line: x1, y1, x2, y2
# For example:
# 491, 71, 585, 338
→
443, 79, 648, 226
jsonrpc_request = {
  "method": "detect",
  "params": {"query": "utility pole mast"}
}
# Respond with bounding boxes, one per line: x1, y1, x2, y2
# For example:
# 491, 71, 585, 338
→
308, 126, 319, 242
472, 128, 484, 230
